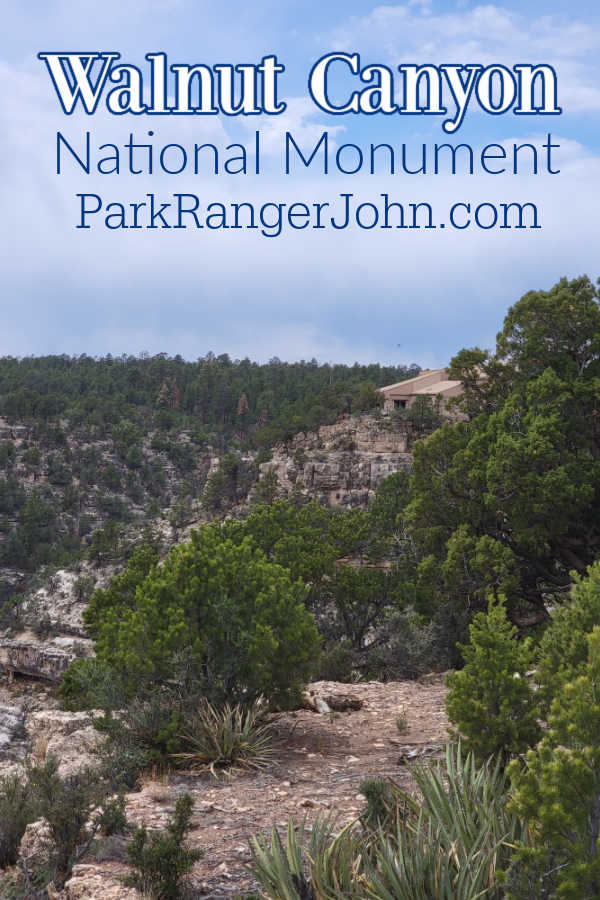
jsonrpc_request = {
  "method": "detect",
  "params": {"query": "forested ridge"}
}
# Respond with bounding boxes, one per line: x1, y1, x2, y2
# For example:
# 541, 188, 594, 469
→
0, 353, 418, 446
0, 355, 417, 591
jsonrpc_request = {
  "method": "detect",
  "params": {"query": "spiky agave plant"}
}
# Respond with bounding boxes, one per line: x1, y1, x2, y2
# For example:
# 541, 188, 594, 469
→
248, 744, 528, 900
248, 817, 365, 900
173, 698, 277, 777
248, 821, 313, 900
364, 743, 528, 900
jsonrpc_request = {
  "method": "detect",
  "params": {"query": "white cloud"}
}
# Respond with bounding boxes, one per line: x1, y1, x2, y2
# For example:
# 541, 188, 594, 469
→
331, 3, 600, 114
243, 96, 344, 157
1, 2, 600, 365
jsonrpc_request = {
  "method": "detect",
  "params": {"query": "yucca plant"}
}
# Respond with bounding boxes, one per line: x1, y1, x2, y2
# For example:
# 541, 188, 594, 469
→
248, 817, 365, 900
173, 698, 277, 777
364, 744, 528, 899
365, 815, 504, 900
248, 821, 312, 900
248, 743, 527, 900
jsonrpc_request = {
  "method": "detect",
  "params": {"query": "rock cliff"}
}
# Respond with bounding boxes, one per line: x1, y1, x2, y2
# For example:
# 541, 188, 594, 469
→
257, 414, 413, 507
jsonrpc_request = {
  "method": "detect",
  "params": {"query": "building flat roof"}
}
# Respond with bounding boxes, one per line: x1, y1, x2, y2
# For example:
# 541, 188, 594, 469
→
378, 368, 445, 393
413, 380, 461, 394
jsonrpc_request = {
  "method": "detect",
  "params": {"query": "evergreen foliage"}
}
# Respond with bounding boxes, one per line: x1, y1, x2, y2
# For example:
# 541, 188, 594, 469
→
508, 628, 600, 898
0, 774, 36, 868
0, 353, 417, 445
126, 794, 202, 900
26, 757, 109, 886
70, 525, 321, 707
446, 600, 541, 761
408, 276, 600, 623
0, 353, 417, 584
537, 559, 600, 711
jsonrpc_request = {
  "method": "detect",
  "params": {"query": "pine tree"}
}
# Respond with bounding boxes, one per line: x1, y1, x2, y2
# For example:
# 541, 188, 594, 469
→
508, 627, 600, 899
446, 599, 540, 761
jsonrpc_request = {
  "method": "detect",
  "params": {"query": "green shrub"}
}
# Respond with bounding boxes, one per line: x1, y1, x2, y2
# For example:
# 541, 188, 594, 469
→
59, 657, 128, 711
508, 627, 600, 899
252, 467, 279, 505
446, 600, 541, 761
95, 692, 184, 771
27, 757, 109, 886
0, 862, 57, 899
174, 698, 276, 777
71, 526, 320, 709
0, 774, 36, 868
362, 607, 448, 681
126, 793, 202, 900
319, 566, 403, 652
537, 559, 600, 710
315, 641, 356, 682
395, 709, 408, 734
97, 794, 129, 837
94, 732, 151, 793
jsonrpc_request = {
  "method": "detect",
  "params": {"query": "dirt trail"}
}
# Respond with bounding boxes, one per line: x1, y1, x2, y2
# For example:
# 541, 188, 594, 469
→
121, 678, 449, 898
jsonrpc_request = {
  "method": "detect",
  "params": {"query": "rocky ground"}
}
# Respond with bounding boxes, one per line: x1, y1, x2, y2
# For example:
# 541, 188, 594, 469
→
0, 675, 449, 898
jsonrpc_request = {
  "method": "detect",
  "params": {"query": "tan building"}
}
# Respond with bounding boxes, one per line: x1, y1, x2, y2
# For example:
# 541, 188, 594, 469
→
379, 368, 463, 414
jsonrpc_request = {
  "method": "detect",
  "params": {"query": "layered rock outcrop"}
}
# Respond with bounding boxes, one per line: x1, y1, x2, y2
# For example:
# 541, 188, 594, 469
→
0, 633, 91, 683
257, 415, 413, 507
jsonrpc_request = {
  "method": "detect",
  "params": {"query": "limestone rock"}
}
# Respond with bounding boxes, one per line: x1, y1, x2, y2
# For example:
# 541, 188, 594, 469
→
0, 632, 93, 683
0, 702, 27, 760
0, 634, 72, 682
19, 819, 53, 870
45, 725, 104, 777
27, 709, 94, 739
21, 569, 96, 636
256, 415, 413, 509
27, 709, 103, 774
62, 863, 139, 899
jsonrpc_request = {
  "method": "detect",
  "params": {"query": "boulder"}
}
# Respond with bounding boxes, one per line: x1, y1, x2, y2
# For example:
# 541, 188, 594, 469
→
0, 635, 72, 682
19, 819, 53, 870
0, 702, 27, 760
62, 863, 139, 898
0, 633, 92, 683
27, 709, 104, 775
45, 725, 104, 777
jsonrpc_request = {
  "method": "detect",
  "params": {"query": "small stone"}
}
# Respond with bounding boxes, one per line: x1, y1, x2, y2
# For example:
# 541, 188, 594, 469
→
198, 801, 215, 812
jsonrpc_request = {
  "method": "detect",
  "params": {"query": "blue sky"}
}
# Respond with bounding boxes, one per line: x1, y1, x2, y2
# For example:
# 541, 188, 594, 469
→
1, 0, 599, 367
